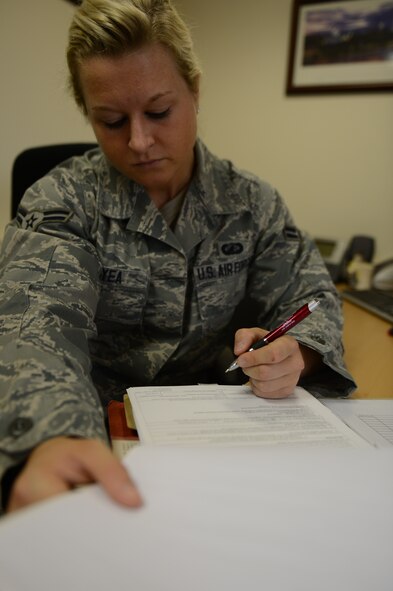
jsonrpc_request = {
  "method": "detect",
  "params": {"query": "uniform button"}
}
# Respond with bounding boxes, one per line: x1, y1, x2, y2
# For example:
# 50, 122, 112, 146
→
8, 417, 33, 438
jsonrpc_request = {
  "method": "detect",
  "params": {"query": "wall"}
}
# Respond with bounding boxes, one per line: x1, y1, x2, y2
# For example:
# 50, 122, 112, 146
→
0, 0, 95, 238
1, 0, 392, 260
176, 0, 393, 262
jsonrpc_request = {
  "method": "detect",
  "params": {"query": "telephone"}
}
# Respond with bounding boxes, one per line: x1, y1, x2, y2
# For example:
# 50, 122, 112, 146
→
314, 235, 375, 283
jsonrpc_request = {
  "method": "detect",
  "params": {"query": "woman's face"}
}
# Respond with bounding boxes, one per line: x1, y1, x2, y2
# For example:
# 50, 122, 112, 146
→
79, 43, 199, 207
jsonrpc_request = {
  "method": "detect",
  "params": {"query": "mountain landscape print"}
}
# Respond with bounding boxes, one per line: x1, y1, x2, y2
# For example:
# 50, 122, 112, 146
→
303, 1, 393, 66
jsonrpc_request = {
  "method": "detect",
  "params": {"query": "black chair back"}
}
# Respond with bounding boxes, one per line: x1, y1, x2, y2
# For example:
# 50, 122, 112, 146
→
11, 142, 97, 218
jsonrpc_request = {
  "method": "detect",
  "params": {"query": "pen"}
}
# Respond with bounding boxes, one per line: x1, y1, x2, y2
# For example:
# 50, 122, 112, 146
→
225, 298, 320, 373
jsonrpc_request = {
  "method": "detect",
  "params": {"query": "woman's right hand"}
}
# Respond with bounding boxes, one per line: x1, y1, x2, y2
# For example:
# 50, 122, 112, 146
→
6, 436, 142, 513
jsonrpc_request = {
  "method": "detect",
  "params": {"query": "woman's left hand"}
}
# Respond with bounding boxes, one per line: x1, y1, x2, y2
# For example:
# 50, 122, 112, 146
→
233, 328, 321, 399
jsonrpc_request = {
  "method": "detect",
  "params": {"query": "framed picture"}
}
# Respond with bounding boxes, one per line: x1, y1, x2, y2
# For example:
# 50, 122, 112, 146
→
286, 0, 393, 93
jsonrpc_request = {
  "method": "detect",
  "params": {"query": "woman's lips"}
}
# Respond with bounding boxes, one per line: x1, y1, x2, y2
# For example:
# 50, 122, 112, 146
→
133, 158, 165, 168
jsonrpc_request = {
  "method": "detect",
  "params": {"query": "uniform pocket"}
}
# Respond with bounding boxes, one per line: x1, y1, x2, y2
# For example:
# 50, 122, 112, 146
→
194, 258, 249, 334
96, 267, 149, 329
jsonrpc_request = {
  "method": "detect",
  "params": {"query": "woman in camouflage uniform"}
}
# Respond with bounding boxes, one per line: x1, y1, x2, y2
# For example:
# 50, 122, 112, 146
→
0, 0, 355, 513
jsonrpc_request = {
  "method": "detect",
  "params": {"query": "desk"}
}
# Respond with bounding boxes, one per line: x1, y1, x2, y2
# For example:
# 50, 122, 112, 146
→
342, 299, 393, 398
108, 308, 393, 455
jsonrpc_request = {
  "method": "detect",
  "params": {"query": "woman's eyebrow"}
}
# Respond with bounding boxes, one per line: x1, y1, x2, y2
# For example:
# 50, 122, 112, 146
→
91, 91, 174, 113
148, 90, 173, 104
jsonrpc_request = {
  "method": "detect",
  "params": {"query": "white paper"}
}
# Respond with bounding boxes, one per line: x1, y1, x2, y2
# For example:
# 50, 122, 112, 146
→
0, 445, 392, 591
111, 437, 139, 460
127, 385, 369, 448
321, 398, 393, 448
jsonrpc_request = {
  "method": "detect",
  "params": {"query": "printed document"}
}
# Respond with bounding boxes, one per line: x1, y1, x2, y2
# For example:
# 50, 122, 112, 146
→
127, 385, 368, 447
321, 398, 393, 447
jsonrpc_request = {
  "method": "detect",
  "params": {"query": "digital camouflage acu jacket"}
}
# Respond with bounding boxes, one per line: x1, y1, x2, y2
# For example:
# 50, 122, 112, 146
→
0, 139, 355, 499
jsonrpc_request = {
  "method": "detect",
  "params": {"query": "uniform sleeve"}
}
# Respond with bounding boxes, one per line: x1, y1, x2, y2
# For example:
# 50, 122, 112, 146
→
0, 172, 108, 509
245, 184, 356, 397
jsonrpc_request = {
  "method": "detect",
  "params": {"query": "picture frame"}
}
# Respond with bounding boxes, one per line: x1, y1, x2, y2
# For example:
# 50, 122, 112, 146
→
286, 0, 393, 94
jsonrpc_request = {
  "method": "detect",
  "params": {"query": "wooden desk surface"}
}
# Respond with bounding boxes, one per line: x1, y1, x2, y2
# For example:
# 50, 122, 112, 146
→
342, 299, 393, 399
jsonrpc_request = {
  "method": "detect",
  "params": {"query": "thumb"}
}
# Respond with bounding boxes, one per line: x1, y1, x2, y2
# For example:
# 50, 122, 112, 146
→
233, 328, 254, 356
234, 327, 268, 356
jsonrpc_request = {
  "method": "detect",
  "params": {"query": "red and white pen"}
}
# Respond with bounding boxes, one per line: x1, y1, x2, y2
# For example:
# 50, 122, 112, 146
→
225, 298, 320, 373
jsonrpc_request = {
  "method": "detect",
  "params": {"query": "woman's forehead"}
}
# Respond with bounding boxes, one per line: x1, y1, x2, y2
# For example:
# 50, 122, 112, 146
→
79, 45, 191, 107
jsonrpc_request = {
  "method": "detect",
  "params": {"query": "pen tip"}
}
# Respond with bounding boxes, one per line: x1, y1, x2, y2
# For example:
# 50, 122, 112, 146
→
309, 299, 320, 312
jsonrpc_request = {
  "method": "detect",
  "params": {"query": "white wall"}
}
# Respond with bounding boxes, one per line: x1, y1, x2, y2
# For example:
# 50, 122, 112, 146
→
0, 0, 95, 236
1, 0, 392, 260
177, 0, 393, 262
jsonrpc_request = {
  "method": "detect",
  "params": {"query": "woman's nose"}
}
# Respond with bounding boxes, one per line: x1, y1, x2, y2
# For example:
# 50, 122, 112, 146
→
128, 117, 154, 153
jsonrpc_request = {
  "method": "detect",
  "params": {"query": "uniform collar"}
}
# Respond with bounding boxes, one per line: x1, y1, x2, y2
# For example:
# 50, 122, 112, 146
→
190, 140, 245, 215
95, 140, 243, 252
96, 139, 243, 219
96, 155, 146, 220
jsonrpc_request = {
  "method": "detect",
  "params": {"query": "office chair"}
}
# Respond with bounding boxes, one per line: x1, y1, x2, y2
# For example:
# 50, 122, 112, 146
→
11, 142, 97, 218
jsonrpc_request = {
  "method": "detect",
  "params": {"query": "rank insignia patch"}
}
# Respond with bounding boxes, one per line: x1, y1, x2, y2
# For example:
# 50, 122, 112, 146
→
283, 226, 300, 240
16, 209, 73, 231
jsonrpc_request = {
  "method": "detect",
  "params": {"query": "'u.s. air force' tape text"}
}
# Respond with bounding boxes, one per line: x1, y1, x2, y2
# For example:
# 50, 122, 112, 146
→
195, 258, 250, 281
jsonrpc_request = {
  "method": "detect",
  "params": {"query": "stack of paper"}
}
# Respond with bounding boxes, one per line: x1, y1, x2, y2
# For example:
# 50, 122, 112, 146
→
127, 385, 369, 447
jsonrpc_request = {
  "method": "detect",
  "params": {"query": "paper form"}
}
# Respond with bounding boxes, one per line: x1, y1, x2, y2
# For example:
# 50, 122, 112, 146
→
111, 438, 139, 459
1, 445, 392, 591
127, 385, 369, 447
321, 398, 393, 448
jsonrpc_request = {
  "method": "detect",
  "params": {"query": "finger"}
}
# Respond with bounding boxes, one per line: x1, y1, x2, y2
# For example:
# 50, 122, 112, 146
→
237, 343, 284, 371
233, 327, 267, 356
249, 371, 298, 398
243, 353, 303, 384
8, 438, 143, 513
251, 381, 296, 399
7, 471, 71, 512
75, 440, 143, 508
238, 335, 300, 370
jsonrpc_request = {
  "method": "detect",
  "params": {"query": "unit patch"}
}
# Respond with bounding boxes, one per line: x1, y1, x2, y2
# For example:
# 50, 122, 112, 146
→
220, 242, 244, 256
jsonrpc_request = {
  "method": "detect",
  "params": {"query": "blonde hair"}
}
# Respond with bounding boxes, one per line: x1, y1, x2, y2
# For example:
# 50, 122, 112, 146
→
67, 0, 201, 113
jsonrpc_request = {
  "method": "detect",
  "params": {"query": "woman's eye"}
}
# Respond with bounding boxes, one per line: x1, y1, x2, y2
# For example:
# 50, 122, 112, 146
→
146, 108, 171, 120
104, 118, 126, 129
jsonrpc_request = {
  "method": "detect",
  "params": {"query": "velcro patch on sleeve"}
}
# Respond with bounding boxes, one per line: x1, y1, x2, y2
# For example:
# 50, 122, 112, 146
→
16, 209, 73, 231
283, 226, 300, 240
